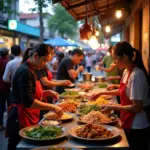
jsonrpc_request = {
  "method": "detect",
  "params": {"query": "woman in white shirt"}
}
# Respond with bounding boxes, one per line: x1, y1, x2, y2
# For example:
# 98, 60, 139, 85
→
90, 41, 150, 150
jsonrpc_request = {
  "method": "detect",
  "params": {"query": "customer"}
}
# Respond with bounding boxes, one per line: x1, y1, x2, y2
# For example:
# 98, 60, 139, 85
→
99, 46, 119, 83
3, 45, 22, 84
56, 49, 84, 94
6, 44, 63, 150
85, 53, 92, 72
0, 47, 11, 131
90, 41, 150, 150
52, 52, 64, 71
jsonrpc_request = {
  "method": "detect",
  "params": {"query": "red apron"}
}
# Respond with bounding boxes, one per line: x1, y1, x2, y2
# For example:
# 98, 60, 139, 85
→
8, 60, 43, 129
119, 66, 135, 131
45, 68, 54, 103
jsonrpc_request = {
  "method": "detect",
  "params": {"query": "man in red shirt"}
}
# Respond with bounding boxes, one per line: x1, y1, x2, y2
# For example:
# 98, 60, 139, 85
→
0, 47, 10, 130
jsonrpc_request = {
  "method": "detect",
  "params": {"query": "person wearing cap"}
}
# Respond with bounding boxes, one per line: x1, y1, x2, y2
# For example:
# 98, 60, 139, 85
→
0, 47, 11, 130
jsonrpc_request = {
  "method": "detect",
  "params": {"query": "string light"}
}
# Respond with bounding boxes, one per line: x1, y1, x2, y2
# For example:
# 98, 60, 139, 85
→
105, 25, 111, 33
95, 30, 99, 36
88, 35, 100, 49
116, 10, 122, 18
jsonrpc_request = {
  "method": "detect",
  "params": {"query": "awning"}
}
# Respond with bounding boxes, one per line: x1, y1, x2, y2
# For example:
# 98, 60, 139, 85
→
52, 0, 131, 37
14, 21, 40, 37
44, 37, 78, 47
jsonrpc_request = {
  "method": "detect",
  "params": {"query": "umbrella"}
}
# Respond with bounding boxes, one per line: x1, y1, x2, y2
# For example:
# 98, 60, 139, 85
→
44, 37, 78, 47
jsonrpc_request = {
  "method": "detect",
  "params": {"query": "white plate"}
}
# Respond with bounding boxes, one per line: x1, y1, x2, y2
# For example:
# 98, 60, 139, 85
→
19, 125, 68, 142
64, 88, 80, 92
69, 125, 120, 141
59, 95, 80, 99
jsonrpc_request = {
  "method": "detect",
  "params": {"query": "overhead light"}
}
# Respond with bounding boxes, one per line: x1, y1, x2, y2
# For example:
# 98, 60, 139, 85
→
83, 39, 88, 43
105, 25, 111, 33
88, 35, 100, 49
95, 30, 99, 36
116, 10, 122, 18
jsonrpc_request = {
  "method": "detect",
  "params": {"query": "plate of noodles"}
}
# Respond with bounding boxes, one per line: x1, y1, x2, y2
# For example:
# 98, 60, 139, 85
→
77, 110, 118, 125
69, 124, 120, 141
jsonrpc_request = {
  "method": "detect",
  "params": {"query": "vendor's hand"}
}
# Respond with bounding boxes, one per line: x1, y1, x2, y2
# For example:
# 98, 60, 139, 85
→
61, 80, 72, 86
43, 90, 59, 100
89, 93, 101, 101
79, 66, 84, 72
101, 105, 113, 114
98, 62, 103, 67
53, 106, 63, 117
98, 67, 103, 71
106, 76, 115, 81
50, 91, 59, 100
107, 85, 116, 91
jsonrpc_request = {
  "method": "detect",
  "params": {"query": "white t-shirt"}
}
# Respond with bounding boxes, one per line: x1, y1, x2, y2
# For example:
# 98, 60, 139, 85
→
122, 67, 150, 129
3, 56, 22, 85
85, 56, 92, 67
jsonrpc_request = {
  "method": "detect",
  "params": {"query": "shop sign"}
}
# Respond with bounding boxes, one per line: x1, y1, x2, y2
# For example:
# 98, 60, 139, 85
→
8, 20, 17, 30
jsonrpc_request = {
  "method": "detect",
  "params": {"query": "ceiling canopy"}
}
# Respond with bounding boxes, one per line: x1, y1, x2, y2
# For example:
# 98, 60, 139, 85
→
52, 0, 132, 37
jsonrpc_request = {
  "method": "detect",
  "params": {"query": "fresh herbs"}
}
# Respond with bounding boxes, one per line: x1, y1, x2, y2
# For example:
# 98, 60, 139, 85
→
25, 125, 62, 139
61, 91, 79, 96
98, 83, 108, 88
79, 104, 100, 115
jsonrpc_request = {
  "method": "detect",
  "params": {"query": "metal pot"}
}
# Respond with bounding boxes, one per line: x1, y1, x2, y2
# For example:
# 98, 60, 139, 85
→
95, 76, 105, 82
82, 73, 92, 81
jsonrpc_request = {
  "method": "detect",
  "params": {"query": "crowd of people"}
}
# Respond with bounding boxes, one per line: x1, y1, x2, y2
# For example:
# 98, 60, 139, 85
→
0, 41, 150, 150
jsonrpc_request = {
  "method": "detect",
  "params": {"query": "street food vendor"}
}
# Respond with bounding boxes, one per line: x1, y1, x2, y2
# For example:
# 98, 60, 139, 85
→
6, 44, 63, 150
56, 49, 84, 94
90, 41, 150, 150
36, 46, 71, 101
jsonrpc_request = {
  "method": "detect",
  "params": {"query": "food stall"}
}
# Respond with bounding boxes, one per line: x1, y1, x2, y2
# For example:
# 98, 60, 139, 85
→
16, 81, 129, 150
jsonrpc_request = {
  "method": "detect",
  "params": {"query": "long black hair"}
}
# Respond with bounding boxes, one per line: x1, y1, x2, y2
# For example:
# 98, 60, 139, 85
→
113, 41, 147, 76
22, 44, 53, 63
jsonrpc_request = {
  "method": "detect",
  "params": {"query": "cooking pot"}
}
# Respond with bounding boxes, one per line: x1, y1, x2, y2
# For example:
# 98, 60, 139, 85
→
95, 76, 105, 82
82, 73, 92, 81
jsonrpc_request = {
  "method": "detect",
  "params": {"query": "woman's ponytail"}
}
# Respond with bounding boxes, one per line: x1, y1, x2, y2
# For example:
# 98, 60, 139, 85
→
22, 48, 32, 63
132, 48, 148, 77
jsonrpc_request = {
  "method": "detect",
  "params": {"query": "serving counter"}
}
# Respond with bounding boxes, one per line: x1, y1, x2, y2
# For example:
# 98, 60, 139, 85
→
17, 95, 129, 150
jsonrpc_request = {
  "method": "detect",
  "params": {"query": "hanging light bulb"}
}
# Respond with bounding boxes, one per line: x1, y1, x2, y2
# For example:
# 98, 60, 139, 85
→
95, 30, 99, 36
105, 25, 111, 33
88, 35, 100, 49
116, 10, 122, 18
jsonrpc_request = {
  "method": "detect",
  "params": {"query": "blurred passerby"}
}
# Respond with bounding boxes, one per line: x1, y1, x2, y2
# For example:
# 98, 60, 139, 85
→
3, 45, 22, 85
85, 53, 92, 72
99, 46, 119, 84
0, 47, 11, 130
92, 53, 97, 65
52, 52, 64, 78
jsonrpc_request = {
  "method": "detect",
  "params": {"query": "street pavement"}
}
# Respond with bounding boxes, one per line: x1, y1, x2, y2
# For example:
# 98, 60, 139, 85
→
0, 113, 7, 150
